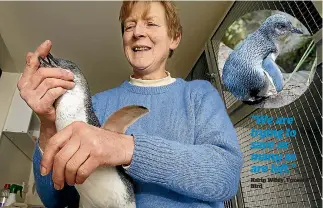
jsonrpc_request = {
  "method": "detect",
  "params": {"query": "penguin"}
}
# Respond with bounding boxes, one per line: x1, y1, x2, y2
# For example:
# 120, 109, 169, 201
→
222, 14, 303, 105
38, 53, 149, 208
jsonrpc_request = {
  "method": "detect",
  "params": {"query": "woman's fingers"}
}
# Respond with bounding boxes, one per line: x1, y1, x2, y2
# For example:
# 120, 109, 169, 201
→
76, 157, 100, 185
41, 87, 67, 105
30, 87, 67, 122
41, 124, 74, 176
51, 138, 81, 190
23, 40, 52, 78
35, 40, 52, 59
29, 67, 74, 90
22, 52, 34, 79
65, 146, 91, 186
35, 78, 74, 99
40, 122, 122, 189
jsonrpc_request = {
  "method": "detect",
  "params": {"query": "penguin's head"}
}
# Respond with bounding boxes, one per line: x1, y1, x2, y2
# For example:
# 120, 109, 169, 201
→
39, 53, 81, 76
260, 14, 303, 39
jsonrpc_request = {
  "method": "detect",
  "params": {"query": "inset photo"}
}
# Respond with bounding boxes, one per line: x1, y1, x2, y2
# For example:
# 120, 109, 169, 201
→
217, 10, 317, 108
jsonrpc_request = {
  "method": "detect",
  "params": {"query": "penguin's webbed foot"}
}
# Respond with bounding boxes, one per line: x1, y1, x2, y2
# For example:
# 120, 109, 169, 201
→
242, 96, 269, 105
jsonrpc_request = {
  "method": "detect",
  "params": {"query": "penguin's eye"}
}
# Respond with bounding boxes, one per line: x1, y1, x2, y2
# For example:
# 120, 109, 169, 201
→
277, 24, 286, 29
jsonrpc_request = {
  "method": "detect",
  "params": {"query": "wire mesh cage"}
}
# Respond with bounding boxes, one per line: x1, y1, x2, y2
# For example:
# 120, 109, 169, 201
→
185, 51, 212, 82
186, 1, 321, 207
209, 1, 322, 208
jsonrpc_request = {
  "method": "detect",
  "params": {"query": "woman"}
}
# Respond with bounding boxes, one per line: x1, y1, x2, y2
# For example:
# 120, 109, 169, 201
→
18, 1, 243, 207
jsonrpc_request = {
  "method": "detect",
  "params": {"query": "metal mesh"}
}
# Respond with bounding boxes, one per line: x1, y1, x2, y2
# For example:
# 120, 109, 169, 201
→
185, 51, 212, 82
224, 200, 234, 208
209, 1, 322, 208
210, 1, 322, 109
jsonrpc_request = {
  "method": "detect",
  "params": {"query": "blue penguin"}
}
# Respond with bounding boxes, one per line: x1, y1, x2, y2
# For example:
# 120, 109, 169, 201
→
38, 53, 149, 208
222, 14, 303, 104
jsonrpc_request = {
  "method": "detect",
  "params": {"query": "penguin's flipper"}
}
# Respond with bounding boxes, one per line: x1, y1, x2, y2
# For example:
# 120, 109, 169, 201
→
262, 55, 284, 92
101, 105, 149, 134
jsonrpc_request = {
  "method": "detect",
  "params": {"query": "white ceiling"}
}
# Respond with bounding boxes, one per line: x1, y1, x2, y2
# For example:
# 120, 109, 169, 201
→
0, 1, 233, 94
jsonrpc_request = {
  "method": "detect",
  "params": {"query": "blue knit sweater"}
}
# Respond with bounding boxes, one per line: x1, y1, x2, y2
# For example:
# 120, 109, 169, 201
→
33, 78, 243, 208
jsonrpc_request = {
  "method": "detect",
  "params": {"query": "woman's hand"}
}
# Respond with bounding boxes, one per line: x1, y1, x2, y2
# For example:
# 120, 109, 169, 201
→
17, 40, 75, 124
40, 121, 135, 190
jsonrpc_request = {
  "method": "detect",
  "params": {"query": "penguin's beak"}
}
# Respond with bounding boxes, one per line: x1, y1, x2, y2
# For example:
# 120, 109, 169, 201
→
291, 27, 303, 34
47, 53, 60, 66
38, 53, 60, 67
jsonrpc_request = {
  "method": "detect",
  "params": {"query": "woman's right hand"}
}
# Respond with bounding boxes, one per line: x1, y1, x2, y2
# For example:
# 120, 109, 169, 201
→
17, 40, 75, 124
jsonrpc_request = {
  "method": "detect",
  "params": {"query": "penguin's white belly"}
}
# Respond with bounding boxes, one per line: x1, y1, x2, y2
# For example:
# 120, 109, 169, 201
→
76, 166, 135, 208
55, 87, 135, 208
55, 85, 88, 131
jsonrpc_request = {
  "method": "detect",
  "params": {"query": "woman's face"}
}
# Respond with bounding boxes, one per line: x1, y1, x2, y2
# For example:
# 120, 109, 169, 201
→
123, 2, 180, 78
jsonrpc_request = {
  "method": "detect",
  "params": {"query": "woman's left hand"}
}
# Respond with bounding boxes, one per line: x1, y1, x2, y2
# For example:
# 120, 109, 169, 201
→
40, 121, 134, 190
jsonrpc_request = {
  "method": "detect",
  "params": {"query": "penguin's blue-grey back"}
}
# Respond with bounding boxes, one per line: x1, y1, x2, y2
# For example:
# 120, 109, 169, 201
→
222, 30, 276, 100
222, 14, 303, 103
222, 25, 277, 100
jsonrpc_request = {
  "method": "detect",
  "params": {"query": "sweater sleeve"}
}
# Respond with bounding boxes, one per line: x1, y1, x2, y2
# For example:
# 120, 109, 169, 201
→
33, 141, 80, 208
126, 82, 243, 202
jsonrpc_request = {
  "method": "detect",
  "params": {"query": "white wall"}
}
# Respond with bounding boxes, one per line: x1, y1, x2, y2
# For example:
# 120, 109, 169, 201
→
0, 72, 20, 137
0, 34, 18, 73
0, 72, 33, 203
